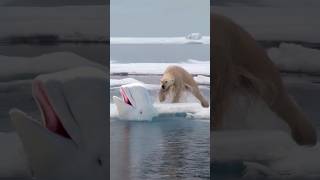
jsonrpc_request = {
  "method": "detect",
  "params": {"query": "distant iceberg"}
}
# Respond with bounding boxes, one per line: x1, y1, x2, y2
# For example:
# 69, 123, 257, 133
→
186, 33, 202, 40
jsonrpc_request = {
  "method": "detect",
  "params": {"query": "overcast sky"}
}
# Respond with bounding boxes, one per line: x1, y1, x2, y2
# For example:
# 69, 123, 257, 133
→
111, 0, 210, 37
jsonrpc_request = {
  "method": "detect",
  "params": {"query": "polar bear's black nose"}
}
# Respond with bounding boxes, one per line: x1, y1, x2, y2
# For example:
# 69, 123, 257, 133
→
161, 85, 165, 89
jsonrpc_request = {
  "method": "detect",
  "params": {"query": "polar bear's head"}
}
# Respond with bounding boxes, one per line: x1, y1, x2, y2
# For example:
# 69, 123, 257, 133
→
160, 75, 175, 90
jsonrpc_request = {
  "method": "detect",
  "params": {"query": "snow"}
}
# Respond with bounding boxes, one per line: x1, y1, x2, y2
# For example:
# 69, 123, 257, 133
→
0, 52, 105, 81
110, 36, 209, 45
185, 59, 209, 64
110, 61, 210, 75
111, 76, 209, 88
268, 43, 320, 74
194, 75, 210, 85
110, 78, 142, 87
186, 108, 210, 119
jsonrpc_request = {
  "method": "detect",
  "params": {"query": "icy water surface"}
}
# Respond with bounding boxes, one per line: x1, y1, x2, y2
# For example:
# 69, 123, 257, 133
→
110, 117, 210, 180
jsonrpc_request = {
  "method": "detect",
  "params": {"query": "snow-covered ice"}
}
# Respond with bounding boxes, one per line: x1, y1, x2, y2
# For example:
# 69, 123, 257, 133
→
268, 43, 320, 75
111, 76, 209, 87
0, 52, 105, 81
110, 36, 209, 45
194, 75, 210, 85
110, 78, 142, 87
110, 61, 210, 75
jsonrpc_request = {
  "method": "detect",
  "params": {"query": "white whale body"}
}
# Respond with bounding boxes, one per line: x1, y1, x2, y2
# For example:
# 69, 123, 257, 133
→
113, 83, 158, 121
9, 67, 108, 180
111, 82, 210, 120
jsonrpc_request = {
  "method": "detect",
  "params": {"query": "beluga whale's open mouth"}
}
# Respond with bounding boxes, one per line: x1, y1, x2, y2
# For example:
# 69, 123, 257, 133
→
113, 83, 158, 121
119, 86, 133, 107
9, 67, 109, 180
33, 80, 70, 138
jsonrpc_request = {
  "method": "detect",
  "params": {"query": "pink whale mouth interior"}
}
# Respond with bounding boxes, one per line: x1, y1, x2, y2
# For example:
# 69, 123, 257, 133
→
33, 80, 70, 138
120, 87, 132, 106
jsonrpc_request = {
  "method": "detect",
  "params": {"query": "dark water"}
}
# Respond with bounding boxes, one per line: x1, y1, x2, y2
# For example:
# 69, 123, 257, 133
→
111, 44, 209, 63
0, 43, 108, 65
110, 118, 210, 180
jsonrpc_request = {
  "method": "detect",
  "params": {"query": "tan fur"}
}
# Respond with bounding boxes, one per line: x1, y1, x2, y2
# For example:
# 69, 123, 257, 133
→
159, 65, 209, 107
212, 13, 317, 145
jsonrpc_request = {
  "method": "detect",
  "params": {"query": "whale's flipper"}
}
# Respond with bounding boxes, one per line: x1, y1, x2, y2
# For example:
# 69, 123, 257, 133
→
10, 109, 77, 179
113, 96, 132, 116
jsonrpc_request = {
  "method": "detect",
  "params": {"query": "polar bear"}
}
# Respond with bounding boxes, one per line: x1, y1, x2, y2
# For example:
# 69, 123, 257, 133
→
212, 13, 317, 145
159, 65, 209, 108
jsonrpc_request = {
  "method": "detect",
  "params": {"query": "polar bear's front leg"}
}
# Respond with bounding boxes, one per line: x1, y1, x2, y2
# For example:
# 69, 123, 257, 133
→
159, 89, 167, 102
172, 90, 181, 103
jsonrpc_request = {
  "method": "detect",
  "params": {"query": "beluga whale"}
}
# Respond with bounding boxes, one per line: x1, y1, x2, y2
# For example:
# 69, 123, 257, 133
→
9, 67, 109, 180
113, 83, 158, 121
